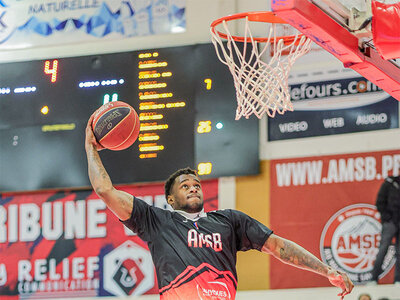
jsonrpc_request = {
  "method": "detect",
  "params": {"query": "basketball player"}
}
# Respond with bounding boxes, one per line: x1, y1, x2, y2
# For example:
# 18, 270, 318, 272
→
358, 294, 371, 300
370, 175, 400, 284
85, 114, 354, 299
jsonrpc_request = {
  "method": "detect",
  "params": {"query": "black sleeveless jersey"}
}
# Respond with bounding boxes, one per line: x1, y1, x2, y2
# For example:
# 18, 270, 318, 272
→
122, 197, 273, 299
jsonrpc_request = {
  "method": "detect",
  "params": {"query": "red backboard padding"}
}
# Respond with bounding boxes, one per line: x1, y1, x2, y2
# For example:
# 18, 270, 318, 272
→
372, 1, 400, 60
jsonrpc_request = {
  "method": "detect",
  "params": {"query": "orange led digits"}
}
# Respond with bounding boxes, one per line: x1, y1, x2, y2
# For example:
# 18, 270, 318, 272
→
197, 121, 212, 133
138, 60, 168, 69
198, 163, 213, 175
138, 53, 152, 58
139, 112, 164, 121
166, 102, 185, 108
140, 153, 158, 159
161, 72, 172, 77
138, 52, 159, 58
139, 92, 173, 100
140, 123, 169, 131
204, 78, 212, 90
44, 60, 58, 83
139, 133, 160, 141
41, 106, 49, 115
136, 51, 179, 161
139, 71, 161, 79
139, 143, 165, 152
139, 81, 167, 90
139, 102, 166, 110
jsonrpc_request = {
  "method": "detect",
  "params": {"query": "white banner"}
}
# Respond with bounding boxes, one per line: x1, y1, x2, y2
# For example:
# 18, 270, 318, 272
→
0, 0, 186, 49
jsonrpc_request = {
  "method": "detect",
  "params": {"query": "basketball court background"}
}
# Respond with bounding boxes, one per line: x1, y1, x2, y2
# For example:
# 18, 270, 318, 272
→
269, 150, 400, 288
1, 0, 400, 299
0, 180, 218, 299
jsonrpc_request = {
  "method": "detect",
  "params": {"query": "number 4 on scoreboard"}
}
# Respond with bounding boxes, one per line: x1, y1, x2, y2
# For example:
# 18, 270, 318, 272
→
44, 60, 58, 83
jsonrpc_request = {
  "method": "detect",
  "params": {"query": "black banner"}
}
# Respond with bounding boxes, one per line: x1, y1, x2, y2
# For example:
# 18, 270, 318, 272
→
268, 77, 399, 140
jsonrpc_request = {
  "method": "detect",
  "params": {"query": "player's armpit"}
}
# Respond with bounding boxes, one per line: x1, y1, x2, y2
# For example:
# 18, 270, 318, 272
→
97, 187, 134, 221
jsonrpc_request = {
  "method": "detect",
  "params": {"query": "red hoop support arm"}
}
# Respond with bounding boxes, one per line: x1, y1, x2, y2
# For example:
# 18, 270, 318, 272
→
271, 0, 400, 101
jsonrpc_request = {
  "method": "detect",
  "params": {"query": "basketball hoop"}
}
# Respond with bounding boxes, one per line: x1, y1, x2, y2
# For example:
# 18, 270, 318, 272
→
210, 11, 312, 119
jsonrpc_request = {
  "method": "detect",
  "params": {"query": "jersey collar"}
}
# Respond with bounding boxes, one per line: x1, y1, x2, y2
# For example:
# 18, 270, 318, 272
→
174, 209, 207, 221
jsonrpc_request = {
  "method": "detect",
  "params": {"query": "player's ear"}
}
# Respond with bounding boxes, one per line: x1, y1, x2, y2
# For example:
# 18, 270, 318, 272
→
167, 195, 174, 207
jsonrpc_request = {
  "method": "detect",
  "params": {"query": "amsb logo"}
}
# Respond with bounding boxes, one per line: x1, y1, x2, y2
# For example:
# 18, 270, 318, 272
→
320, 204, 395, 284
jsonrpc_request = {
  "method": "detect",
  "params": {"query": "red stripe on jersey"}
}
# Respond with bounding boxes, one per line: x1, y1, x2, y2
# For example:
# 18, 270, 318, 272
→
160, 263, 237, 300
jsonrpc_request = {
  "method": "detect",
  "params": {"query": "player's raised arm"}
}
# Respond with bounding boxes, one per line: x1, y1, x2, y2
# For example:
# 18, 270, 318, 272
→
85, 114, 133, 221
262, 234, 354, 299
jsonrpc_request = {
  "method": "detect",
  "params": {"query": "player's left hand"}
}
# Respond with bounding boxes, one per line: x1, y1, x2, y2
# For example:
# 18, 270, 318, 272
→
327, 269, 354, 299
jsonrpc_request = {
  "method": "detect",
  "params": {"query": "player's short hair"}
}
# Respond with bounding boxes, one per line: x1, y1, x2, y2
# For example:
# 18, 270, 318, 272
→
164, 167, 198, 198
358, 294, 372, 300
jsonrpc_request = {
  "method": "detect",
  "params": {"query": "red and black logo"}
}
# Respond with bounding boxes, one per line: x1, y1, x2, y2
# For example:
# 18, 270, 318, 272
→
112, 258, 145, 295
103, 240, 154, 296
320, 204, 396, 284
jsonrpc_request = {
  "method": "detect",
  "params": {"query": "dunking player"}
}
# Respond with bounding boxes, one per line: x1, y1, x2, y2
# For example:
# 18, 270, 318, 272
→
85, 114, 354, 299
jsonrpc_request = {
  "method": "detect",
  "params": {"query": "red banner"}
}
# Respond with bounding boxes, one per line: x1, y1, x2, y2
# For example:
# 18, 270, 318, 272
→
270, 150, 399, 288
0, 180, 218, 299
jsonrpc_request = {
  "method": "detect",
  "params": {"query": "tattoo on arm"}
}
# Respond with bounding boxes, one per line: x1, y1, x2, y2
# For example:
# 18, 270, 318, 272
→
278, 239, 327, 275
95, 155, 109, 180
86, 144, 133, 220
87, 145, 112, 190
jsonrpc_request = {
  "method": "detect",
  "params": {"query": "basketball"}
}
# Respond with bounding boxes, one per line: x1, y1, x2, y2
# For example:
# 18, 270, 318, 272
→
92, 101, 140, 151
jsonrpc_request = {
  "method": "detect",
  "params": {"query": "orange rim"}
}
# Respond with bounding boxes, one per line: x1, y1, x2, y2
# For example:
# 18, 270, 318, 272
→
211, 11, 304, 44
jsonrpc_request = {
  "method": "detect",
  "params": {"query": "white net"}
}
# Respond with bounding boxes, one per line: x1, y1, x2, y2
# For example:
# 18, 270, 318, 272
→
211, 15, 312, 119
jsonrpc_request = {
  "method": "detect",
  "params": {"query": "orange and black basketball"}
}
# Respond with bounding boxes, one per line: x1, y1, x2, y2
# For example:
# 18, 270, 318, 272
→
92, 101, 140, 151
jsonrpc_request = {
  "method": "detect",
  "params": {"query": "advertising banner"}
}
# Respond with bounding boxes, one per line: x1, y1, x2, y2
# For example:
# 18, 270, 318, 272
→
0, 179, 218, 299
269, 150, 400, 288
268, 74, 399, 140
0, 0, 186, 49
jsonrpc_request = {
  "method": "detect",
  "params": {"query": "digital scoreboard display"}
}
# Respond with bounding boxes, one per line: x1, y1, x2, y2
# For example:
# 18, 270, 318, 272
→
0, 44, 259, 192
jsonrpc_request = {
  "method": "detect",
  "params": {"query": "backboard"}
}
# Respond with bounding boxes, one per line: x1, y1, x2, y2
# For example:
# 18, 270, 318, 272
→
271, 0, 400, 101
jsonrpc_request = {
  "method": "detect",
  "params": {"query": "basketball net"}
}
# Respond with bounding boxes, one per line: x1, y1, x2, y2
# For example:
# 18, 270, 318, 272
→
210, 12, 312, 119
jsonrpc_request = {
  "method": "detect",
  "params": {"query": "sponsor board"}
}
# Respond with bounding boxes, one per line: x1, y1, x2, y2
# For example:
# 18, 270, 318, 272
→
268, 71, 398, 140
103, 241, 154, 296
274, 153, 400, 187
269, 150, 399, 289
0, 0, 186, 49
0, 179, 218, 299
320, 204, 395, 284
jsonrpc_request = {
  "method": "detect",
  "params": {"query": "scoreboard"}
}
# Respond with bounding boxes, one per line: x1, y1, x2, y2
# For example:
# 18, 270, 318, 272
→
0, 43, 259, 192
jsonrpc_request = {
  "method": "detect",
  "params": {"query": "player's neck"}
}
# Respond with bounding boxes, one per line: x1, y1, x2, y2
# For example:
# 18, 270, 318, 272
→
175, 209, 206, 221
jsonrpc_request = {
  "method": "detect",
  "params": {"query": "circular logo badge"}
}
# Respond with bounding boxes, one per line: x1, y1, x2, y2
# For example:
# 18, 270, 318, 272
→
320, 204, 395, 284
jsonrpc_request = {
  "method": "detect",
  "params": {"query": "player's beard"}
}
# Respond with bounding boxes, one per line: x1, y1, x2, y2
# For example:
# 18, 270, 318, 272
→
179, 198, 203, 213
